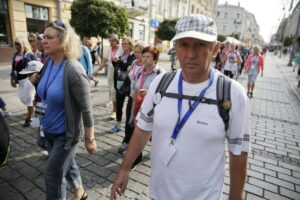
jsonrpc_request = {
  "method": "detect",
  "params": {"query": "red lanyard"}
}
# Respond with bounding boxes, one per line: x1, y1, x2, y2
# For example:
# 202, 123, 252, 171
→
139, 69, 145, 89
132, 61, 144, 80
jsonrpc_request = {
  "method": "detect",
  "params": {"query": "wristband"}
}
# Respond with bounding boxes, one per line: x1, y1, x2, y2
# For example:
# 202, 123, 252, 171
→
85, 137, 95, 142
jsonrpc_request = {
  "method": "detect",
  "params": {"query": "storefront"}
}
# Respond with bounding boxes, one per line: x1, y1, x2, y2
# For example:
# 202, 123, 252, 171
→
25, 4, 49, 34
0, 0, 12, 47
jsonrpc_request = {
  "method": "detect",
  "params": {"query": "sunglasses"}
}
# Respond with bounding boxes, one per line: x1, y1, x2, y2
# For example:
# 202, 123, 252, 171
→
14, 42, 21, 45
29, 40, 36, 43
54, 20, 66, 29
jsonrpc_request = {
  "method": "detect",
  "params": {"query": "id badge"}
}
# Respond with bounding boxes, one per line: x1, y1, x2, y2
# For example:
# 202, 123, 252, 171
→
31, 117, 40, 128
35, 102, 47, 117
158, 139, 176, 166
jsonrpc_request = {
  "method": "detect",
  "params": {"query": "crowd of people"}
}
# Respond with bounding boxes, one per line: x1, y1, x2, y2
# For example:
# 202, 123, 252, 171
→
3, 11, 299, 200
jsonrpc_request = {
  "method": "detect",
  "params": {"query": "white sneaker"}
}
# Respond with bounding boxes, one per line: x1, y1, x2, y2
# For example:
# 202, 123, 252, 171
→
41, 150, 49, 156
110, 112, 116, 119
105, 101, 112, 107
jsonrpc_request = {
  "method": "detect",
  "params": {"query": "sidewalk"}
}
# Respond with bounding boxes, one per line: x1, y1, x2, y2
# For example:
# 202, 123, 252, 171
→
0, 53, 300, 199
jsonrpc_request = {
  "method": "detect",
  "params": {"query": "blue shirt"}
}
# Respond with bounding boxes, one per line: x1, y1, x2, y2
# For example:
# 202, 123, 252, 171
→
294, 53, 300, 64
79, 45, 93, 77
37, 60, 66, 134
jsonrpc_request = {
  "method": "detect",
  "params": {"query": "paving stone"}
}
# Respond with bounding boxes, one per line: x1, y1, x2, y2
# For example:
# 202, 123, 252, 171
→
277, 173, 300, 185
247, 170, 264, 180
246, 193, 265, 200
248, 177, 278, 193
265, 163, 292, 175
253, 154, 278, 165
250, 165, 277, 177
264, 190, 292, 200
280, 187, 299, 199
265, 175, 295, 190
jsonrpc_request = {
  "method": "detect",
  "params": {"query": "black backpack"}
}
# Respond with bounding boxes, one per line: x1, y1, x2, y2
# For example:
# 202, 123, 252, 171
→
152, 71, 232, 131
0, 114, 10, 167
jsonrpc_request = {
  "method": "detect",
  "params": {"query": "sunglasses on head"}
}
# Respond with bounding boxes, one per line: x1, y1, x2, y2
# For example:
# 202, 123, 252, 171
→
54, 20, 66, 29
14, 42, 20, 45
29, 40, 36, 43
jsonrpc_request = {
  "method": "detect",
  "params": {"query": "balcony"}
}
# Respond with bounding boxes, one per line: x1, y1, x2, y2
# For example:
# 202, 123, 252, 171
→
124, 0, 148, 17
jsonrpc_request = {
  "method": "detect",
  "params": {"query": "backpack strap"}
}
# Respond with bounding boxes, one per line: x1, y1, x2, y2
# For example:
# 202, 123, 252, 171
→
155, 71, 176, 94
216, 73, 232, 131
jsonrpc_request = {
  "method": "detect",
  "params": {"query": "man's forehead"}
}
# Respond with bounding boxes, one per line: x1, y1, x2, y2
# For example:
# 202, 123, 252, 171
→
175, 37, 212, 44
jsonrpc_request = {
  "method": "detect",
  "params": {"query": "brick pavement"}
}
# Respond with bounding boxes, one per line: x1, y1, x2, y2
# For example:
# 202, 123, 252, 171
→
0, 53, 299, 200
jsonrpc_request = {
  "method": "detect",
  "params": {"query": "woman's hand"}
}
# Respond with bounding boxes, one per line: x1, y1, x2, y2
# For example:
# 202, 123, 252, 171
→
85, 140, 97, 154
139, 89, 148, 97
10, 78, 17, 88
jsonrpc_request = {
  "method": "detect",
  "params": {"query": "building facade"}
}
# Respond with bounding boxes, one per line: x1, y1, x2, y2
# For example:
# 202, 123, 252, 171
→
215, 2, 262, 46
0, 0, 217, 63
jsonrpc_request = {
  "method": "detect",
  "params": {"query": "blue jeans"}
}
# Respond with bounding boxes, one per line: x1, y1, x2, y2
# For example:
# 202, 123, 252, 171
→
45, 132, 82, 200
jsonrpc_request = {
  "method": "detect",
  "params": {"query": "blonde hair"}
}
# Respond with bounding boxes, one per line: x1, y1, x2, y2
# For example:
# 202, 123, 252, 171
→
85, 40, 92, 47
134, 42, 145, 51
44, 21, 81, 59
14, 36, 32, 53
108, 34, 119, 44
122, 37, 135, 51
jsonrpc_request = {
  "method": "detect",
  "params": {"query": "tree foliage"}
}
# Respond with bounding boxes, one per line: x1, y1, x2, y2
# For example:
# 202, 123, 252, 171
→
70, 0, 128, 38
229, 33, 240, 40
283, 35, 295, 46
217, 34, 226, 42
156, 19, 178, 41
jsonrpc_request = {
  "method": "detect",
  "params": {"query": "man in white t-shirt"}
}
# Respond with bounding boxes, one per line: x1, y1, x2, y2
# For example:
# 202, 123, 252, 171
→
94, 34, 123, 119
111, 14, 250, 200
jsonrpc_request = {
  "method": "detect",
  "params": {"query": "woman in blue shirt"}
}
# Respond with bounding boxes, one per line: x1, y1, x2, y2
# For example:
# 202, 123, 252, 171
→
37, 21, 97, 200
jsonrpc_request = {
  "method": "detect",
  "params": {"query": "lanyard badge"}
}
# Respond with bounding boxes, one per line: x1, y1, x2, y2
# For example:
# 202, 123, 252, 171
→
170, 68, 214, 144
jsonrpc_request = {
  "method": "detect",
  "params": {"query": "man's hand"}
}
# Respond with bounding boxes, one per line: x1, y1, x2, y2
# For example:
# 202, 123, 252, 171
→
110, 169, 130, 200
85, 140, 97, 154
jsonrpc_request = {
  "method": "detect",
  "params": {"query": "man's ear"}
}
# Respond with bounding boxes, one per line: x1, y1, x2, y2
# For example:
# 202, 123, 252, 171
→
212, 41, 221, 58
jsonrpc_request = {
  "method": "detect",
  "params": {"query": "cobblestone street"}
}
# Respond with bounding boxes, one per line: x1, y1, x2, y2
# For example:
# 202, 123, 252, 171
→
0, 53, 300, 200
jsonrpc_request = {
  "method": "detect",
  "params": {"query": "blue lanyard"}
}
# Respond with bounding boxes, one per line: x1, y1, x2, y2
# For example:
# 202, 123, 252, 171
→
171, 68, 214, 142
43, 58, 66, 101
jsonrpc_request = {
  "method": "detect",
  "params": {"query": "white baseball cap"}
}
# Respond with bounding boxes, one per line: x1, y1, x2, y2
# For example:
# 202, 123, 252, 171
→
19, 60, 43, 74
171, 14, 217, 42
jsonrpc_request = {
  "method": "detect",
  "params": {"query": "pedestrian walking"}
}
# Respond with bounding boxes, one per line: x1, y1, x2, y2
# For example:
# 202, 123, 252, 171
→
245, 46, 264, 98
28, 33, 39, 56
223, 43, 241, 78
10, 36, 38, 127
94, 34, 123, 119
111, 14, 250, 200
110, 37, 136, 133
0, 97, 12, 117
117, 43, 145, 155
79, 44, 98, 86
36, 34, 48, 63
84, 40, 100, 86
37, 20, 97, 200
293, 49, 300, 88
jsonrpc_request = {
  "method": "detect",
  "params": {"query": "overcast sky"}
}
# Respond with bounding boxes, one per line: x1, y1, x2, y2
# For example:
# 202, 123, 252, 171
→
217, 0, 298, 42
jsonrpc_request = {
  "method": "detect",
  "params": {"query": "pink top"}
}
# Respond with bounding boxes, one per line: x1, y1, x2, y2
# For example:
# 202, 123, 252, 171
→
245, 54, 264, 73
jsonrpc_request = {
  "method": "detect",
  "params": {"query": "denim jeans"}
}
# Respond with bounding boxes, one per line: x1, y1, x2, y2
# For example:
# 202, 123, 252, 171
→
0, 97, 6, 109
45, 132, 82, 200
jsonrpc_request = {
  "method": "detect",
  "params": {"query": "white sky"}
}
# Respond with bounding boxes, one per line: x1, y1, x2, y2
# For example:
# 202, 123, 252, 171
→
217, 0, 298, 42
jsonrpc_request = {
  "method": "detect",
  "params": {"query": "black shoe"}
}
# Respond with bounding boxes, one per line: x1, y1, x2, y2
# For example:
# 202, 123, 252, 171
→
94, 80, 99, 87
131, 157, 142, 170
250, 92, 253, 98
23, 118, 32, 127
80, 191, 88, 200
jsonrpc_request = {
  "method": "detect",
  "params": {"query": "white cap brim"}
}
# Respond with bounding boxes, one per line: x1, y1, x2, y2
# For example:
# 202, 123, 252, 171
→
19, 70, 38, 75
171, 31, 217, 42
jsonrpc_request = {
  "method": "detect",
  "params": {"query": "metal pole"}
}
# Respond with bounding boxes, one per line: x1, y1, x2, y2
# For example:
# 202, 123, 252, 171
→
57, 0, 62, 21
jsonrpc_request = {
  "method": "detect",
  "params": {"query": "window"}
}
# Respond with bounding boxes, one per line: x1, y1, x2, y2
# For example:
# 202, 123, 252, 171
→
25, 4, 49, 34
197, 8, 199, 13
224, 12, 228, 19
191, 5, 194, 13
127, 22, 133, 38
217, 11, 220, 17
156, 0, 163, 13
139, 24, 145, 40
222, 25, 226, 32
237, 13, 240, 19
0, 0, 12, 46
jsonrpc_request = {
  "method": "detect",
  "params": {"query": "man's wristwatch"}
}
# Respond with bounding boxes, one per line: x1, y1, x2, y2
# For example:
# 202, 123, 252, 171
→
85, 137, 95, 142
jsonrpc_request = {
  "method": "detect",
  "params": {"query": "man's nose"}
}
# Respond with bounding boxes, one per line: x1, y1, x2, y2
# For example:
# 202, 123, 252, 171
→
186, 47, 196, 59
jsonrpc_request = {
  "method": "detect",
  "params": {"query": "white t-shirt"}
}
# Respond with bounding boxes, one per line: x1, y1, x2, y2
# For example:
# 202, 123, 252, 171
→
137, 69, 250, 200
223, 51, 240, 72
104, 46, 123, 69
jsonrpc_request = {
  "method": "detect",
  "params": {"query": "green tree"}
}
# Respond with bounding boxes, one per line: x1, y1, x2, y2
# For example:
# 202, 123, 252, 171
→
296, 36, 300, 46
283, 35, 295, 46
70, 0, 128, 38
229, 33, 240, 40
156, 19, 178, 41
217, 34, 226, 42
